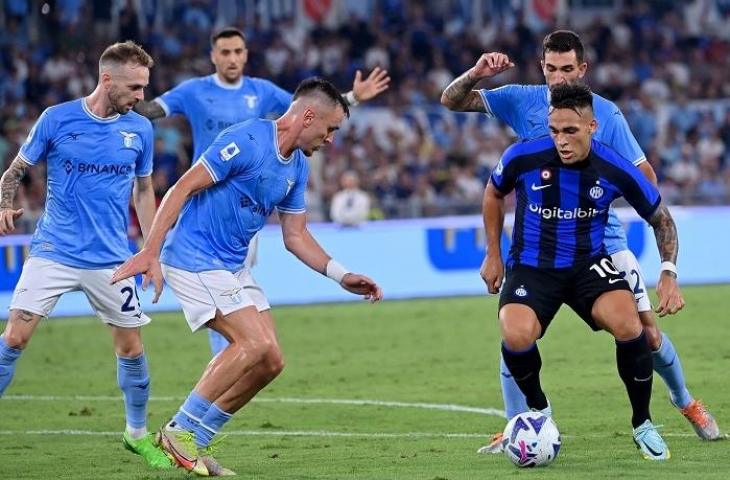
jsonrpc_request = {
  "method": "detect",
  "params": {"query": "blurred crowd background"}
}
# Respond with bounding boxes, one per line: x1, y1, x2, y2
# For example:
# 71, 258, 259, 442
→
1, 0, 729, 234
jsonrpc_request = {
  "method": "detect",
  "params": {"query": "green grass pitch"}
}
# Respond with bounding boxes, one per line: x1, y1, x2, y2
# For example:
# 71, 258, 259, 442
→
1, 285, 728, 479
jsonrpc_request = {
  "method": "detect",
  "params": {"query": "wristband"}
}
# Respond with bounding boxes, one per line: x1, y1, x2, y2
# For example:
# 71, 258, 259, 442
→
660, 261, 678, 277
345, 91, 359, 107
326, 259, 350, 283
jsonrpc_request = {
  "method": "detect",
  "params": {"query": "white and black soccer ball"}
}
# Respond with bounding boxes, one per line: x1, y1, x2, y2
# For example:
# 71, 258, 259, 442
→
502, 411, 561, 468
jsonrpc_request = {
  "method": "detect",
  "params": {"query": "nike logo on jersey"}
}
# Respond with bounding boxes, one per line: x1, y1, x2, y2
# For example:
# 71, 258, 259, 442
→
530, 183, 552, 191
608, 278, 624, 284
67, 132, 84, 140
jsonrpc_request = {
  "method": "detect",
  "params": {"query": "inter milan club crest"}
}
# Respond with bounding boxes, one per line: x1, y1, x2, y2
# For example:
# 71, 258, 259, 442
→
589, 183, 604, 200
540, 169, 552, 181
514, 285, 528, 297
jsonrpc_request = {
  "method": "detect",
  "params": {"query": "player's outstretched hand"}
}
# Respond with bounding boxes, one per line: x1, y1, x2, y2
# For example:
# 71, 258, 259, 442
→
655, 271, 685, 317
352, 67, 391, 103
111, 249, 164, 303
341, 273, 383, 303
0, 207, 24, 235
470, 53, 515, 80
480, 254, 504, 294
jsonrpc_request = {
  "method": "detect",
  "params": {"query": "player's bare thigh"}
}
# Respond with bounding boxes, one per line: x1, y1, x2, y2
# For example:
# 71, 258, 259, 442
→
499, 304, 542, 350
2, 309, 43, 349
591, 289, 643, 341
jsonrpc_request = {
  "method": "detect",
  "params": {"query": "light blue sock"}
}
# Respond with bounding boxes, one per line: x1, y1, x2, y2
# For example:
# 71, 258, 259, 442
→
117, 353, 150, 429
173, 391, 212, 433
0, 336, 22, 396
500, 353, 529, 420
208, 330, 229, 357
652, 333, 693, 409
194, 403, 233, 448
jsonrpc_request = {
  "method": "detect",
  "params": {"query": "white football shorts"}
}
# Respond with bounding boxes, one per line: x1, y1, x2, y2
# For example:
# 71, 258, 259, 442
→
610, 249, 651, 313
161, 264, 271, 332
9, 256, 151, 327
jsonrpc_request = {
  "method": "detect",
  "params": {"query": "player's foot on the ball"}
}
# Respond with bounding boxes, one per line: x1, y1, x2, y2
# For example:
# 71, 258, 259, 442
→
673, 399, 721, 440
476, 431, 505, 454
633, 420, 670, 460
157, 424, 209, 476
122, 431, 174, 469
530, 399, 552, 417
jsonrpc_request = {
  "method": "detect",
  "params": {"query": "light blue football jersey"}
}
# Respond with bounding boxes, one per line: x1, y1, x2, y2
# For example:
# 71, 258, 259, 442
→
479, 84, 646, 255
19, 98, 154, 269
160, 119, 309, 273
155, 74, 292, 161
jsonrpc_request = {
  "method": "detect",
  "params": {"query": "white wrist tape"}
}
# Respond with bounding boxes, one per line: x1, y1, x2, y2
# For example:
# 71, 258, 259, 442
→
660, 261, 678, 277
345, 90, 359, 107
325, 259, 350, 283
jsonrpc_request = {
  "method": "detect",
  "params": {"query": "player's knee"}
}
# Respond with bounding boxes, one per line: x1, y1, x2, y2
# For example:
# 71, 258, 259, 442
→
263, 347, 285, 381
607, 315, 643, 341
229, 338, 270, 371
2, 330, 30, 350
114, 338, 144, 358
500, 315, 541, 350
501, 324, 539, 351
642, 323, 662, 351
4, 314, 37, 350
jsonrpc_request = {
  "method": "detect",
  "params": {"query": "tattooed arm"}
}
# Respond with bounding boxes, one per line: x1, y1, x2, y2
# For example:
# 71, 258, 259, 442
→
647, 203, 684, 316
133, 100, 166, 120
647, 203, 678, 266
440, 52, 515, 112
0, 156, 30, 235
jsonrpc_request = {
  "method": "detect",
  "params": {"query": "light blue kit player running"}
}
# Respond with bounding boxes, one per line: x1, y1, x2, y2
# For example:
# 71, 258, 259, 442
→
0, 42, 172, 469
111, 78, 383, 476
440, 29, 720, 450
134, 27, 390, 356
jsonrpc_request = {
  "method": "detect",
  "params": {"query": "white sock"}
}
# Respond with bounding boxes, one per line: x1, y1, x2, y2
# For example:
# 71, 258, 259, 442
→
126, 425, 147, 440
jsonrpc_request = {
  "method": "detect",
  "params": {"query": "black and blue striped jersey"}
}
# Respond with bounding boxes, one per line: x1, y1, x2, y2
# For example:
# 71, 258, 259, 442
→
490, 136, 660, 269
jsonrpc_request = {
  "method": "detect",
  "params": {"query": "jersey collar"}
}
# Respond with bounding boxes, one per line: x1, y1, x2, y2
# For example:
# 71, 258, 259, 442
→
81, 97, 120, 122
271, 121, 294, 164
211, 73, 243, 90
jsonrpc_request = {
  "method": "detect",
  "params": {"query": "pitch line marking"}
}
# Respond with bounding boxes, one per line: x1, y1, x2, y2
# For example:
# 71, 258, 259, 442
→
0, 429, 709, 439
2, 395, 505, 417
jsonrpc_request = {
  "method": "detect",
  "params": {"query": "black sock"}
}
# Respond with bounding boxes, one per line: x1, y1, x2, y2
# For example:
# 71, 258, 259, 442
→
615, 331, 653, 428
501, 342, 548, 411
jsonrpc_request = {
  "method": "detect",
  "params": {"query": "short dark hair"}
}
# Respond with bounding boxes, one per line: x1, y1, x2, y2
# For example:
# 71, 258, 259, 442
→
210, 27, 246, 47
99, 41, 154, 69
550, 82, 593, 112
542, 30, 585, 63
293, 77, 350, 118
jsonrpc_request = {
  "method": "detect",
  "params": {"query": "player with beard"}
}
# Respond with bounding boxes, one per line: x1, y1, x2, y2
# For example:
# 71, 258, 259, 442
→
0, 41, 171, 470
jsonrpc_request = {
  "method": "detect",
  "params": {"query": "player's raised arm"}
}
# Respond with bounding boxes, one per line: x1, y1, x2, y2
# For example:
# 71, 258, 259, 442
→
481, 181, 507, 294
279, 211, 383, 302
347, 66, 390, 105
133, 100, 166, 120
646, 203, 684, 317
110, 162, 214, 300
0, 156, 30, 235
440, 53, 514, 112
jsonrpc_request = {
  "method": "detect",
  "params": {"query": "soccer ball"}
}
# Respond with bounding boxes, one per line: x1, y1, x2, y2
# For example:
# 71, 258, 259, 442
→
502, 411, 561, 468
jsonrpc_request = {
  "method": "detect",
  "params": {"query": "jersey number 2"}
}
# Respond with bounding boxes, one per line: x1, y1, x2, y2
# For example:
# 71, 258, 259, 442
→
121, 286, 141, 313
